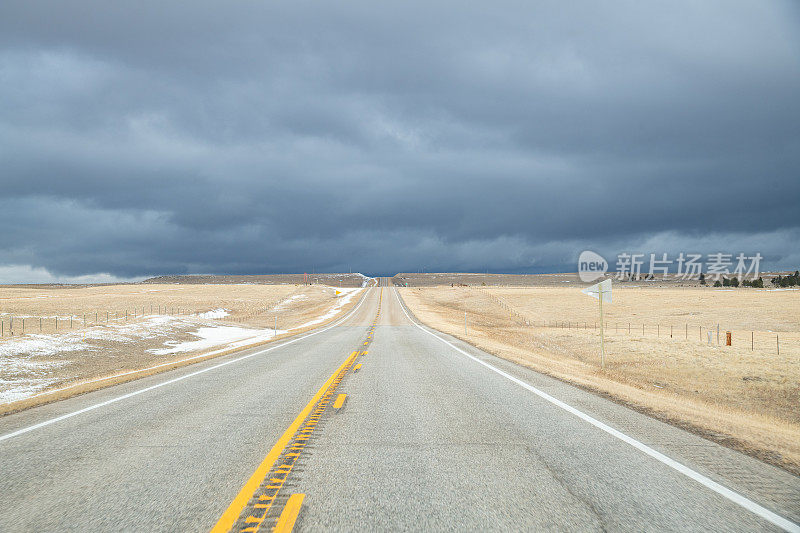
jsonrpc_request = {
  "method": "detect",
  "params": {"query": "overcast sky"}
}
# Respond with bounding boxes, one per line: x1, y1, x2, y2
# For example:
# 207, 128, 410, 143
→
1, 1, 799, 281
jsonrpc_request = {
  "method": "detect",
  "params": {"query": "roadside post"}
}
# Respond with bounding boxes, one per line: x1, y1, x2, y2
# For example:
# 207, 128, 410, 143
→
581, 279, 612, 369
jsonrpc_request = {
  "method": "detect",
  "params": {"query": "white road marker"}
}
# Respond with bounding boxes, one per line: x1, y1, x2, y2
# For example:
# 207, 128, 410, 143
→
0, 288, 372, 444
392, 288, 799, 533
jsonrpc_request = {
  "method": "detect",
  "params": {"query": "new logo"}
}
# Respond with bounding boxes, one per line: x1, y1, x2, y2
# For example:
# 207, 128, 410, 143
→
578, 250, 608, 282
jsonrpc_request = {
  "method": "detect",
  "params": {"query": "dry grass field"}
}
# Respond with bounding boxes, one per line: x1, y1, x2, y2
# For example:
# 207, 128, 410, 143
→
0, 283, 360, 334
399, 285, 800, 474
0, 283, 363, 411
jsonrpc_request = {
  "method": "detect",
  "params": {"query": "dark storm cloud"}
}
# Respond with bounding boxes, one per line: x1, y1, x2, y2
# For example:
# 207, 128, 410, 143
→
1, 0, 799, 280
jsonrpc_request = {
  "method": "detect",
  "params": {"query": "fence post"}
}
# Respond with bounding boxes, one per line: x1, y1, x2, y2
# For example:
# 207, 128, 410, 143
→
751, 331, 754, 351
777, 334, 780, 355
40, 317, 42, 332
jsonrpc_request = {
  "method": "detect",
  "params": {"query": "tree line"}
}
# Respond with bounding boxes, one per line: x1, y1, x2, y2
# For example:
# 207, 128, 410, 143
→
707, 270, 799, 288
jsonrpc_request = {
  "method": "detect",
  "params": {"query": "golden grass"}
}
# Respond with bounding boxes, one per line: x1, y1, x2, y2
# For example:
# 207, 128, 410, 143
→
0, 283, 353, 335
399, 285, 800, 474
0, 283, 363, 414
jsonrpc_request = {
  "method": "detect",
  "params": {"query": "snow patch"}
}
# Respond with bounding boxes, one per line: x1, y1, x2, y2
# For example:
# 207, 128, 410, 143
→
149, 326, 285, 355
294, 288, 360, 329
1, 289, 364, 403
195, 308, 229, 319
273, 295, 307, 310
0, 378, 60, 403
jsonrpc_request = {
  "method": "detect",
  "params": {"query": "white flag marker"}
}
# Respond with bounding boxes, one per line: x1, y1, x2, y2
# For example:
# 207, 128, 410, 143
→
581, 278, 612, 302
582, 279, 612, 368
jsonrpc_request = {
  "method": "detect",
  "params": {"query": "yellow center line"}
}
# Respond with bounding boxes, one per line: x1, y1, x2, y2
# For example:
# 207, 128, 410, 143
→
332, 393, 347, 409
210, 351, 358, 533
212, 287, 384, 532
273, 494, 304, 533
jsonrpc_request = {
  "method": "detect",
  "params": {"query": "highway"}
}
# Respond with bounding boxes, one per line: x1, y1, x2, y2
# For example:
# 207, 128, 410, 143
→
0, 282, 798, 531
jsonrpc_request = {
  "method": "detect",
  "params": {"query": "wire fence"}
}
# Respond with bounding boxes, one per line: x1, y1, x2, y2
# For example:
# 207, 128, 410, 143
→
0, 304, 290, 339
475, 288, 791, 355
0, 306, 189, 337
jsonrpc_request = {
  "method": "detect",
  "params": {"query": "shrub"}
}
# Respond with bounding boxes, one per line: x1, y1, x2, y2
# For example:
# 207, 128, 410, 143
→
714, 280, 722, 287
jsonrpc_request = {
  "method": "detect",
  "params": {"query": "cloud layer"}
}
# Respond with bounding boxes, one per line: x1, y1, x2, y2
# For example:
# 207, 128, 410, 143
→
1, 1, 799, 279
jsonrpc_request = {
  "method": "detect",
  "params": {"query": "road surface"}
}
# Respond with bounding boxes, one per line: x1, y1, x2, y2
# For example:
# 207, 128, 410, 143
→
0, 282, 798, 531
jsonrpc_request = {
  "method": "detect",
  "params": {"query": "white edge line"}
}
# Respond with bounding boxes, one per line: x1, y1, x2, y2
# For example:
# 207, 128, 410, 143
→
392, 288, 799, 533
0, 288, 371, 444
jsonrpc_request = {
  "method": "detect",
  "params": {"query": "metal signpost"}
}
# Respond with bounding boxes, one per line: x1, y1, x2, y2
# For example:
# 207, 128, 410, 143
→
582, 279, 612, 369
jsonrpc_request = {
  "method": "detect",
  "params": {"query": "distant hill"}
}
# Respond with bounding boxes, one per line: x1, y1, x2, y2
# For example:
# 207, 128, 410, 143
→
141, 273, 372, 287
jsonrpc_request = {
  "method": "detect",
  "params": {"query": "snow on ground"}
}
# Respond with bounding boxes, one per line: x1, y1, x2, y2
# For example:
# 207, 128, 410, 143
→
0, 288, 363, 404
293, 287, 360, 329
273, 294, 307, 310
0, 315, 199, 403
0, 315, 201, 360
151, 287, 362, 355
0, 378, 60, 403
149, 325, 287, 355
354, 273, 377, 287
195, 308, 229, 319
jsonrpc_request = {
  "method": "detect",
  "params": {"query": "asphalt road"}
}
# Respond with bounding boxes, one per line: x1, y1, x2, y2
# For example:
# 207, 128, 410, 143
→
0, 283, 798, 532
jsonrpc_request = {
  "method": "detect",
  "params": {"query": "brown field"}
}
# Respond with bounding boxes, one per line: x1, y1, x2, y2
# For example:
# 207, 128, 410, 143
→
399, 285, 800, 474
0, 283, 363, 413
0, 283, 361, 334
393, 271, 704, 287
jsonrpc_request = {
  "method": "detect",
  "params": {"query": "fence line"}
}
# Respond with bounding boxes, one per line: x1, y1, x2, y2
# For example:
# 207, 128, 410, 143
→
0, 305, 198, 338
472, 288, 791, 355
0, 304, 288, 339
